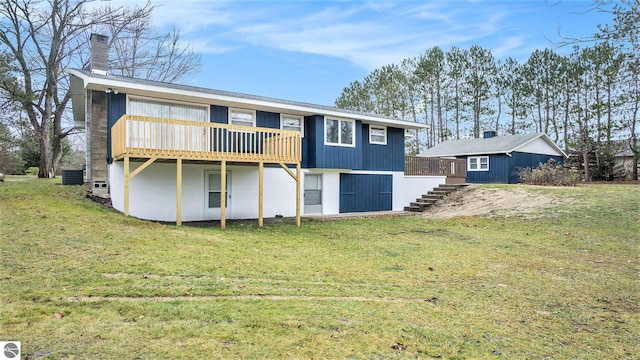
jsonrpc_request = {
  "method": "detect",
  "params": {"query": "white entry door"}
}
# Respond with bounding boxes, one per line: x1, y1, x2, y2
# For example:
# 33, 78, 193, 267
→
304, 174, 322, 214
204, 171, 230, 219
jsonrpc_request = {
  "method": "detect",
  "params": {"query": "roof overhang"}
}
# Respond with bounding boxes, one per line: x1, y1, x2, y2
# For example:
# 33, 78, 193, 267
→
68, 69, 427, 130
70, 72, 88, 129
420, 133, 568, 158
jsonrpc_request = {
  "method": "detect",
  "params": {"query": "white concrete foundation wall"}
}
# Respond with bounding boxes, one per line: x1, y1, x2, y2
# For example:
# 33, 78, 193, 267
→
302, 169, 341, 215
392, 174, 446, 211
109, 162, 447, 222
110, 162, 300, 222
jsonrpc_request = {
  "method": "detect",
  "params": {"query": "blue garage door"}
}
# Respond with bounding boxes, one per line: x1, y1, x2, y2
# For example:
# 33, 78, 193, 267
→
339, 174, 392, 213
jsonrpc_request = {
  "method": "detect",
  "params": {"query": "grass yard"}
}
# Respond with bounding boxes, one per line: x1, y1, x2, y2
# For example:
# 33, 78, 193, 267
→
0, 179, 638, 359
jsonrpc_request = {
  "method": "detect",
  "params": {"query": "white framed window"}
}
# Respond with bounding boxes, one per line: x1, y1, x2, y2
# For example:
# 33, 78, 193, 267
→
325, 117, 355, 147
127, 96, 209, 122
369, 125, 387, 145
468, 156, 489, 171
281, 114, 304, 136
126, 96, 209, 151
228, 108, 256, 127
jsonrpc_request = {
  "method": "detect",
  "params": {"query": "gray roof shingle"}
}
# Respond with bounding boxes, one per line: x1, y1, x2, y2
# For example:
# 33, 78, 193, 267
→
69, 68, 425, 129
420, 133, 557, 157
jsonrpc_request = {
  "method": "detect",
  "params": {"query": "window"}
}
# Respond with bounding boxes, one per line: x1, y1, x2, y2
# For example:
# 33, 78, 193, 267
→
369, 125, 387, 145
325, 117, 355, 147
281, 114, 303, 136
229, 108, 256, 127
468, 156, 489, 171
126, 96, 209, 151
128, 96, 208, 122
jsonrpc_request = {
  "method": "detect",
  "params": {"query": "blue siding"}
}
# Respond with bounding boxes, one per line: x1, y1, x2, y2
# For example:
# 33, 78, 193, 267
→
362, 125, 405, 171
315, 120, 363, 169
463, 152, 565, 184
210, 105, 228, 124
256, 110, 280, 129
302, 116, 320, 168
107, 93, 127, 163
339, 174, 392, 213
307, 118, 406, 171
508, 152, 564, 183
464, 154, 510, 184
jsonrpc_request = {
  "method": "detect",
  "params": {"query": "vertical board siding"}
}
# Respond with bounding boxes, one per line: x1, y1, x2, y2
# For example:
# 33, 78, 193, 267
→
210, 105, 228, 124
256, 110, 280, 129
315, 119, 362, 169
464, 152, 565, 184
362, 125, 405, 171
508, 152, 564, 183
107, 93, 127, 163
339, 174, 392, 213
302, 115, 318, 168
464, 154, 510, 183
308, 119, 405, 171
301, 115, 322, 169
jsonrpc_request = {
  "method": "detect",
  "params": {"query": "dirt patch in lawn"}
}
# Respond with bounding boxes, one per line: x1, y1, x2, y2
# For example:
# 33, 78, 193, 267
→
422, 185, 566, 219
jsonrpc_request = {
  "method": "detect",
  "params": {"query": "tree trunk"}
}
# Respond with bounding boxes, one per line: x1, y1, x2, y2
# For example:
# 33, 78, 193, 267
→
38, 125, 54, 178
582, 150, 590, 182
632, 145, 639, 181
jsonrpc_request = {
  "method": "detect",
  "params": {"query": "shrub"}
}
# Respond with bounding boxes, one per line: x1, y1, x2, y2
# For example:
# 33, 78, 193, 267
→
24, 167, 39, 176
518, 159, 580, 186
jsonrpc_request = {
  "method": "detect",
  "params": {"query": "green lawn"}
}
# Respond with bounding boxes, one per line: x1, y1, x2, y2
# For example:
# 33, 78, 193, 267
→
0, 178, 638, 359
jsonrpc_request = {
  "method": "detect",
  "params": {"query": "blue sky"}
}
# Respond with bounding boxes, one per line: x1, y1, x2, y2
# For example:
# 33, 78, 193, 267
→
149, 0, 615, 106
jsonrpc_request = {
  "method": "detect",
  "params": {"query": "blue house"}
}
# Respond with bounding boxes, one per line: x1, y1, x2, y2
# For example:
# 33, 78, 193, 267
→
420, 131, 567, 184
69, 34, 444, 226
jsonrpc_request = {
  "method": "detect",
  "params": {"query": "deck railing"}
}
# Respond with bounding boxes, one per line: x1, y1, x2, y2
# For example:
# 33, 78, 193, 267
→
111, 115, 301, 163
405, 156, 466, 178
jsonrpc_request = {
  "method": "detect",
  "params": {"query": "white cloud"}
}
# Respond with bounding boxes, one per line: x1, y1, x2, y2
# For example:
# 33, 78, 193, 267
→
491, 36, 527, 59
152, 0, 234, 33
147, 1, 549, 69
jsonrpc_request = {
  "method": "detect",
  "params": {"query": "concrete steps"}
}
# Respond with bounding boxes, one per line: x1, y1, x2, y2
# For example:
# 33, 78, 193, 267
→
404, 184, 468, 212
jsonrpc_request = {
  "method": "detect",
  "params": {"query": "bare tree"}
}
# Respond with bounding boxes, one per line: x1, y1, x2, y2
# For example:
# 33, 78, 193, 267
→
99, 6, 201, 83
0, 0, 201, 178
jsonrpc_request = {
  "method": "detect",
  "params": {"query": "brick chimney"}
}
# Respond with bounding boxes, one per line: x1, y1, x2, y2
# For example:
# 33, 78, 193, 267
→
483, 131, 497, 139
90, 34, 109, 75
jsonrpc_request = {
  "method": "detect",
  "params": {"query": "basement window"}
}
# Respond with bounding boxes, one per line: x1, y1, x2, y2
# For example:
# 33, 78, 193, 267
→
468, 156, 489, 171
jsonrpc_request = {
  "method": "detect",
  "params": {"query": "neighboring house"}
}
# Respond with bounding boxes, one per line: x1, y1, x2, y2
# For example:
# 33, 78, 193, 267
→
420, 131, 567, 184
69, 34, 445, 226
613, 139, 639, 180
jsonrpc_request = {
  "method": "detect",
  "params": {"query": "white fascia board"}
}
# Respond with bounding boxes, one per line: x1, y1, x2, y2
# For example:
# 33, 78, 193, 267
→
69, 69, 427, 130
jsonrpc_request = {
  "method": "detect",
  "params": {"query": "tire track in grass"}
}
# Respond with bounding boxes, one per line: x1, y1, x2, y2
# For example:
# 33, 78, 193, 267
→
101, 272, 414, 290
61, 294, 439, 303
